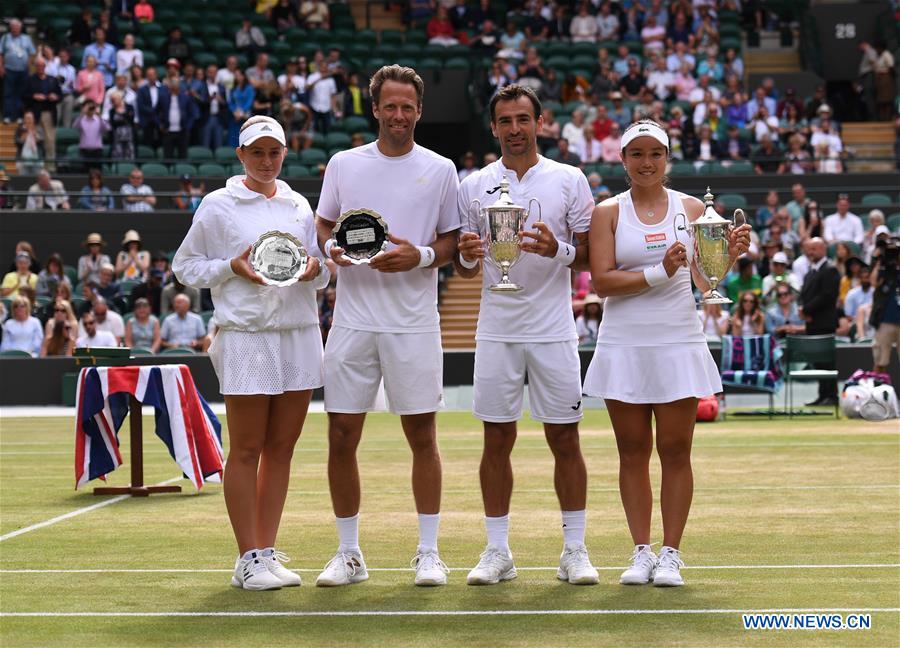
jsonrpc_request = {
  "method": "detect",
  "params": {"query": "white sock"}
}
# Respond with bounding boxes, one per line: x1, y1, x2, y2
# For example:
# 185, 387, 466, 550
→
561, 509, 586, 547
485, 515, 510, 553
240, 549, 259, 562
336, 514, 360, 553
417, 513, 440, 554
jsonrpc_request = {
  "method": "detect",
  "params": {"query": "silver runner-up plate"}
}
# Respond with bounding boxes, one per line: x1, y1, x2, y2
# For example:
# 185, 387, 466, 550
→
333, 208, 389, 264
249, 230, 308, 287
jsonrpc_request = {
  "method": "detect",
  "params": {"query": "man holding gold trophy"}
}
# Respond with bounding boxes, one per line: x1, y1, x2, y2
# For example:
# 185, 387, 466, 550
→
314, 65, 461, 587
456, 85, 600, 586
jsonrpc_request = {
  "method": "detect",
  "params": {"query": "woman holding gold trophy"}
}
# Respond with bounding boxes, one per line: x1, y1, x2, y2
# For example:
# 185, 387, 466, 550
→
173, 116, 330, 591
585, 119, 751, 588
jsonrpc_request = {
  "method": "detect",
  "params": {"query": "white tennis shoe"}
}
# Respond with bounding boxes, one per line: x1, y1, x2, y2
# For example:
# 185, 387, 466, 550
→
260, 547, 301, 587
557, 543, 600, 585
231, 551, 283, 591
315, 550, 369, 587
653, 546, 685, 587
411, 550, 449, 586
466, 545, 517, 585
619, 544, 657, 585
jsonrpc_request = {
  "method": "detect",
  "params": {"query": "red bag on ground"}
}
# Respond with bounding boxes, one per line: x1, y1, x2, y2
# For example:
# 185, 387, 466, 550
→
696, 395, 719, 422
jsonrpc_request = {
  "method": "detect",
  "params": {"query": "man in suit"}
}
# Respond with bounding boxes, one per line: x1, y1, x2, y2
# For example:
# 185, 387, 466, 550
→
798, 237, 841, 405
159, 77, 198, 160
136, 66, 169, 150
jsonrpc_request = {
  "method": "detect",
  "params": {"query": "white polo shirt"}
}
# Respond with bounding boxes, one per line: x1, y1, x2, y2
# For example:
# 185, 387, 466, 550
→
172, 176, 330, 332
458, 156, 594, 343
317, 142, 460, 333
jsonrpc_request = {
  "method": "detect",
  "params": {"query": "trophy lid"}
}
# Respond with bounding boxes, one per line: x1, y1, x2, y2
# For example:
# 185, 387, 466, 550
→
690, 186, 730, 227
487, 175, 525, 211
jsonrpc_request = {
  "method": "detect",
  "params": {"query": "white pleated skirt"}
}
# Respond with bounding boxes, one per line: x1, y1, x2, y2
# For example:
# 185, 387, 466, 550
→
208, 326, 324, 395
583, 342, 722, 404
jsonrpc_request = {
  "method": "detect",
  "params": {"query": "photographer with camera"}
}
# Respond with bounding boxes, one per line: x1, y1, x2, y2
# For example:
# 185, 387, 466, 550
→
869, 226, 900, 373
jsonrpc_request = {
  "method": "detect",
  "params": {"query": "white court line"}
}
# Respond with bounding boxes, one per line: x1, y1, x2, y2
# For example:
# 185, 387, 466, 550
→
2, 608, 898, 618
2, 564, 899, 574
0, 477, 183, 543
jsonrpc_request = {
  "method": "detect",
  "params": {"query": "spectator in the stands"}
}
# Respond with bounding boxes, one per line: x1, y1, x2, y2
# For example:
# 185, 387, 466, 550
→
783, 133, 813, 175
606, 91, 629, 129
797, 200, 823, 243
666, 10, 694, 49
785, 183, 809, 222
457, 151, 478, 182
688, 123, 720, 166
160, 75, 197, 160
578, 127, 602, 164
271, 0, 301, 32
115, 229, 150, 282
696, 50, 723, 84
82, 27, 116, 88
666, 41, 695, 74
862, 210, 886, 262
130, 268, 165, 316
160, 277, 201, 315
137, 66, 168, 150
570, 4, 598, 43
78, 169, 114, 211
107, 91, 137, 161
73, 100, 109, 172
26, 170, 70, 210
672, 61, 698, 102
722, 47, 743, 80
76, 312, 118, 348
499, 20, 526, 57
641, 13, 666, 55
120, 168, 156, 212
252, 79, 280, 118
752, 134, 783, 174
235, 18, 267, 61
600, 121, 623, 163
77, 233, 110, 285
778, 103, 809, 143
843, 266, 875, 339
306, 60, 338, 134
726, 257, 763, 304
619, 58, 646, 101
698, 302, 729, 339
125, 297, 161, 352
78, 297, 124, 344
15, 111, 46, 176
300, 0, 330, 29
575, 294, 603, 346
562, 108, 586, 151
771, 208, 801, 253
810, 114, 843, 169
47, 47, 76, 129
427, 6, 460, 46
134, 0, 154, 23
536, 107, 560, 152
746, 86, 776, 123
1, 252, 38, 299
551, 137, 581, 167
69, 8, 95, 48
720, 124, 750, 163
837, 252, 865, 306
587, 172, 608, 200
36, 254, 71, 299
96, 264, 121, 302
470, 19, 501, 55
174, 175, 205, 213
116, 33, 143, 76
762, 251, 802, 302
595, 1, 619, 41
246, 52, 275, 91
24, 58, 60, 169
160, 293, 206, 350
1, 296, 43, 355
645, 54, 674, 101
40, 299, 77, 357
0, 170, 11, 210
730, 290, 766, 336
823, 194, 864, 245
227, 69, 255, 147
199, 65, 228, 152
776, 87, 804, 119
161, 27, 191, 66
2, 19, 37, 123
749, 105, 779, 143
765, 283, 805, 338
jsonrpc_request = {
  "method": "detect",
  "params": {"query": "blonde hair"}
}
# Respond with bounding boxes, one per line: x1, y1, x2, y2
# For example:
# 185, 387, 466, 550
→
55, 298, 77, 325
239, 115, 281, 133
11, 295, 31, 313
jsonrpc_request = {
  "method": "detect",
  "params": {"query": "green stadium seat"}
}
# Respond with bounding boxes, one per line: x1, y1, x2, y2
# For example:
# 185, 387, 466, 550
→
200, 310, 215, 326
141, 162, 170, 176
887, 213, 900, 231
56, 127, 79, 147
325, 132, 352, 149
328, 147, 348, 158
861, 193, 891, 207
719, 193, 747, 210
129, 347, 154, 357
159, 347, 197, 355
669, 161, 696, 176
444, 57, 470, 69
0, 350, 33, 358
729, 160, 754, 174
356, 29, 377, 46
194, 53, 217, 68
173, 163, 198, 176
405, 30, 428, 46
380, 29, 404, 45
198, 163, 227, 177
116, 162, 137, 175
284, 164, 311, 178
64, 265, 78, 286
300, 148, 328, 165
360, 131, 377, 144
342, 116, 369, 134
214, 146, 235, 162
185, 147, 212, 165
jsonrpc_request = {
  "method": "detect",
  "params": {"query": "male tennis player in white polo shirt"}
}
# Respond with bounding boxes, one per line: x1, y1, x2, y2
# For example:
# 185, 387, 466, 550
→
456, 84, 600, 585
314, 65, 460, 587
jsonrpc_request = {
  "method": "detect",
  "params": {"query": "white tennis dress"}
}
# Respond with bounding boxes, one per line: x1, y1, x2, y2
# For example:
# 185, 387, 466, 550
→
173, 176, 330, 395
582, 188, 722, 403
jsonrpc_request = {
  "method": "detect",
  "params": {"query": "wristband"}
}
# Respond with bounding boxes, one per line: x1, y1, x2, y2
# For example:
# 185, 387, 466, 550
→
458, 252, 479, 269
553, 240, 576, 266
323, 238, 335, 257
416, 245, 435, 268
643, 263, 670, 287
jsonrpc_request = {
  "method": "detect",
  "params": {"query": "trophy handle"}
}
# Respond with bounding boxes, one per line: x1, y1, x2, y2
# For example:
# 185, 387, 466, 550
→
732, 208, 746, 229
673, 212, 690, 245
526, 197, 542, 225
468, 198, 482, 235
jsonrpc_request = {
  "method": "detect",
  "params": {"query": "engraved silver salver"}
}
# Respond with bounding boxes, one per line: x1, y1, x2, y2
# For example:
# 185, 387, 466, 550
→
333, 208, 389, 264
250, 230, 308, 287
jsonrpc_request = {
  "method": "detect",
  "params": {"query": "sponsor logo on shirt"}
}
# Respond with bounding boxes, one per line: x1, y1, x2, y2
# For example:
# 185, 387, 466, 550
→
645, 232, 667, 251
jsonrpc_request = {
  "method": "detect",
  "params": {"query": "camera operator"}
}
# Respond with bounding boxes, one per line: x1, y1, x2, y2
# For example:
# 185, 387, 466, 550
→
869, 227, 900, 373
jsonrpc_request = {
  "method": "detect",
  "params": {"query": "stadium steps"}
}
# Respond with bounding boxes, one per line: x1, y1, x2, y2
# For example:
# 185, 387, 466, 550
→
745, 49, 801, 74
843, 122, 896, 173
0, 123, 17, 174
439, 274, 482, 349
350, 0, 404, 31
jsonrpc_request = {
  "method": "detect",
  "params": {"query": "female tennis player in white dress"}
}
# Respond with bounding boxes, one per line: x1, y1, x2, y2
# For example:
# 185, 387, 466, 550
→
584, 119, 750, 587
173, 116, 330, 590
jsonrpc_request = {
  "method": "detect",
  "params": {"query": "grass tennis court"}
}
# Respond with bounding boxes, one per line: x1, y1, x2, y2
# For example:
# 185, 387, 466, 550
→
1, 411, 898, 646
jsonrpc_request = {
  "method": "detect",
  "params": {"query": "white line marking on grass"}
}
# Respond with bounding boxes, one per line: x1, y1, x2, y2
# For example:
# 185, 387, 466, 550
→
2, 608, 898, 618
2, 564, 898, 574
0, 477, 183, 542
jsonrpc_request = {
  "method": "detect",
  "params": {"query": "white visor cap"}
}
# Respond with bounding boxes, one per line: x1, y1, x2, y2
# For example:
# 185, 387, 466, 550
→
620, 121, 669, 151
239, 119, 287, 147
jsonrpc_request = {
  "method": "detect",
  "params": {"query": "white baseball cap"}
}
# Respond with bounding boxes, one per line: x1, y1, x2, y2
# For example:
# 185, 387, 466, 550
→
772, 251, 789, 264
620, 121, 669, 151
874, 224, 891, 237
239, 118, 286, 147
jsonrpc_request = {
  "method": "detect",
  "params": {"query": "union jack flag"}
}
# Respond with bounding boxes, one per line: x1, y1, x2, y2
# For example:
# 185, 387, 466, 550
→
75, 365, 224, 490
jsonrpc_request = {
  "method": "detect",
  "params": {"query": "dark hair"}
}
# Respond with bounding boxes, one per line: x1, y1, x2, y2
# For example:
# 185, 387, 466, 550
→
369, 64, 425, 107
46, 253, 64, 273
489, 84, 542, 123
621, 119, 670, 187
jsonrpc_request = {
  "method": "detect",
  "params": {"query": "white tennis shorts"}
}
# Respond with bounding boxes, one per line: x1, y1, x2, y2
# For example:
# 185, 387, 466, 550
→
324, 326, 444, 415
473, 339, 583, 424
